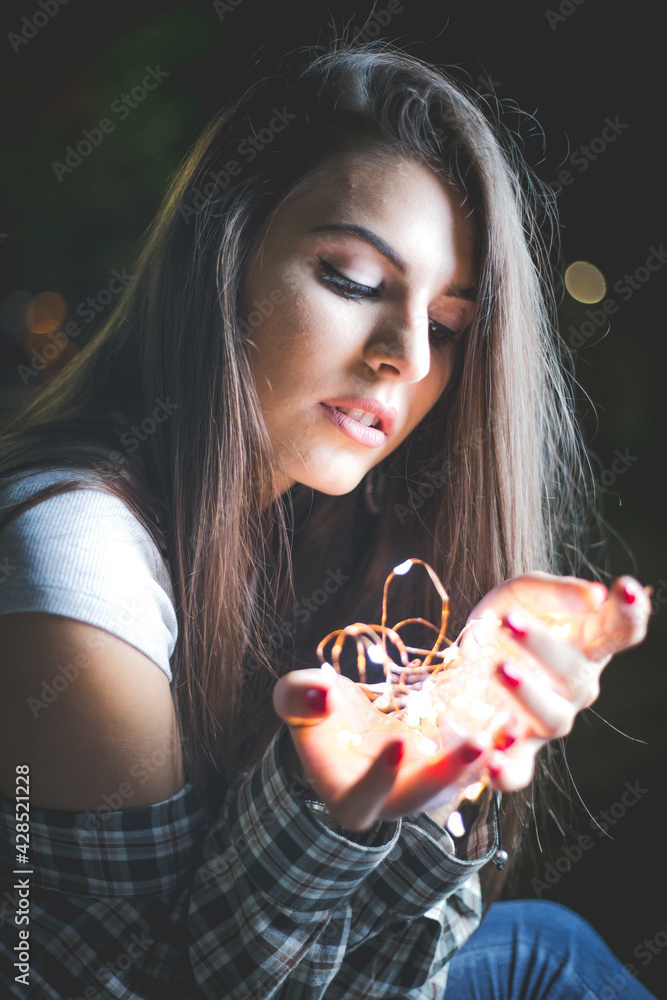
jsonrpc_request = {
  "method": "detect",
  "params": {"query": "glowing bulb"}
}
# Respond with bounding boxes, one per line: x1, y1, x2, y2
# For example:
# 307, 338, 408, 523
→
320, 661, 337, 676
469, 700, 495, 720
393, 559, 413, 575
374, 686, 393, 710
367, 643, 386, 663
463, 781, 485, 801
446, 810, 466, 838
549, 622, 572, 639
417, 737, 438, 755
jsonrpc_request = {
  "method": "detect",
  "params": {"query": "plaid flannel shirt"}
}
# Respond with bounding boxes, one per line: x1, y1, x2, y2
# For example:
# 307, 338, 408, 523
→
0, 723, 499, 1000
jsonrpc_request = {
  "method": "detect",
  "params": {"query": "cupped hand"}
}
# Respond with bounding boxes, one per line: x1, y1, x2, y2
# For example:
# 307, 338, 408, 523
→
465, 571, 651, 792
273, 572, 651, 830
273, 667, 486, 831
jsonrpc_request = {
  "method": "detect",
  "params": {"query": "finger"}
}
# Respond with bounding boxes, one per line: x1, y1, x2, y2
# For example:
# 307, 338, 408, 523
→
469, 571, 608, 622
327, 740, 405, 831
495, 660, 575, 740
582, 575, 651, 663
493, 724, 522, 751
486, 740, 544, 792
381, 740, 485, 819
500, 608, 599, 704
273, 668, 337, 727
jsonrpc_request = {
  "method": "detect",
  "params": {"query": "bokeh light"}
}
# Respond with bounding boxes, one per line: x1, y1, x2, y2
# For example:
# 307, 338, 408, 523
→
564, 261, 606, 303
25, 292, 67, 335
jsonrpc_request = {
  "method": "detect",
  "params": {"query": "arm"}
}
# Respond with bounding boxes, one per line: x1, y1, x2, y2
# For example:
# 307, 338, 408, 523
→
299, 787, 498, 998
0, 613, 405, 1000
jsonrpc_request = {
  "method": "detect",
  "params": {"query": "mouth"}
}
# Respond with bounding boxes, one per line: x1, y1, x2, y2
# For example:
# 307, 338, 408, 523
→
319, 397, 398, 437
318, 403, 387, 448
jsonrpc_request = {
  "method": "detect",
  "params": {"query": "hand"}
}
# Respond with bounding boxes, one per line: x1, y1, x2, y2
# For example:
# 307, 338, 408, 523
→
273, 667, 487, 831
465, 571, 651, 792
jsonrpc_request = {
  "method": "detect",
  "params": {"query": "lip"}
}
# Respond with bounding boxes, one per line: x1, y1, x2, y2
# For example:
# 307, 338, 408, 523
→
319, 397, 398, 437
319, 403, 385, 448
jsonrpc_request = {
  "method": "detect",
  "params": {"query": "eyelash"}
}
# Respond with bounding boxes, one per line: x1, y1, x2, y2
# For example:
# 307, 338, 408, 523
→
316, 257, 463, 349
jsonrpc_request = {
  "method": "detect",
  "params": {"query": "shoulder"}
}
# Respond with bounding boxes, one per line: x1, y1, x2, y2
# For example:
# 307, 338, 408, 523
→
0, 465, 178, 684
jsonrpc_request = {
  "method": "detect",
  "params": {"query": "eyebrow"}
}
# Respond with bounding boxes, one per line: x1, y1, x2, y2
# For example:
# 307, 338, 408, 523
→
308, 222, 477, 301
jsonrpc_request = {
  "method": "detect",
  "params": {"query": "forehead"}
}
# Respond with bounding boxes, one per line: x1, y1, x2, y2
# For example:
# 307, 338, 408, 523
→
270, 151, 477, 263
287, 149, 460, 216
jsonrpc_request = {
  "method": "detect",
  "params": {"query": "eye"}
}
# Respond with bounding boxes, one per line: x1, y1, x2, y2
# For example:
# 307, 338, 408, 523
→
317, 257, 463, 350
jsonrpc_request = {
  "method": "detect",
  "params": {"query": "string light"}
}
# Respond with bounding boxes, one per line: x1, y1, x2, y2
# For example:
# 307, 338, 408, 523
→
315, 558, 607, 827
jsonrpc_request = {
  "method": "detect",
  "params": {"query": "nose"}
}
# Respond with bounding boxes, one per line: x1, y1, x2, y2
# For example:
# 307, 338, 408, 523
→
363, 309, 432, 383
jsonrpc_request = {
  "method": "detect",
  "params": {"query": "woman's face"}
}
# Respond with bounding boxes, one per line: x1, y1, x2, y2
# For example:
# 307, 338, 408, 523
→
239, 151, 477, 497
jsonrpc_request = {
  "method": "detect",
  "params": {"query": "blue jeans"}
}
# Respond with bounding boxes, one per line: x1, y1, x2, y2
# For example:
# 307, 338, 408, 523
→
443, 900, 658, 999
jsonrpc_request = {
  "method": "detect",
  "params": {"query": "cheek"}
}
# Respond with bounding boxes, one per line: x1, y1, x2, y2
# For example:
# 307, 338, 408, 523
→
426, 353, 455, 404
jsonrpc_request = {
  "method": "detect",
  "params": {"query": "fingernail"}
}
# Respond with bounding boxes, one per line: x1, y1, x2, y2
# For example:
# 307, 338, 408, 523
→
503, 611, 528, 639
305, 688, 328, 713
488, 763, 503, 780
459, 744, 484, 764
494, 729, 518, 750
384, 741, 404, 767
621, 583, 636, 605
498, 662, 522, 688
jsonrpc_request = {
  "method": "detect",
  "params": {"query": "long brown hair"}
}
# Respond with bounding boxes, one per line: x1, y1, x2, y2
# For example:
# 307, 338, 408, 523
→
0, 35, 600, 901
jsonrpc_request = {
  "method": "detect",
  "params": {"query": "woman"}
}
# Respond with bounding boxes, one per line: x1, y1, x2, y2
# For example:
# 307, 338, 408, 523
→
0, 36, 653, 999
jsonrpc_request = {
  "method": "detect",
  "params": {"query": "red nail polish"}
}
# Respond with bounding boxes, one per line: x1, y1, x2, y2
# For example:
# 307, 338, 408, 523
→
503, 613, 528, 640
621, 583, 636, 605
305, 688, 328, 713
384, 741, 404, 767
494, 730, 517, 751
488, 763, 502, 780
459, 744, 483, 764
499, 662, 522, 688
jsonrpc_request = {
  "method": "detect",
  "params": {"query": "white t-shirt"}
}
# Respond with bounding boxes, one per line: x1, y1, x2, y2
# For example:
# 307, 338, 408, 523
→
0, 466, 178, 683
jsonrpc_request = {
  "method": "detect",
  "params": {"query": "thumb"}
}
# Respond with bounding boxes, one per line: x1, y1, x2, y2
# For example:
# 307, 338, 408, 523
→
273, 667, 338, 727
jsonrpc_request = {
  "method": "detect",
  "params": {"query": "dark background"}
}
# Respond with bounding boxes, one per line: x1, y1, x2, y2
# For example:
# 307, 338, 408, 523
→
1, 1, 664, 995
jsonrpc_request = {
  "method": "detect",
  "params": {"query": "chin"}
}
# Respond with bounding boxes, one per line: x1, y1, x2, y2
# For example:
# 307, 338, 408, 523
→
294, 468, 365, 497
